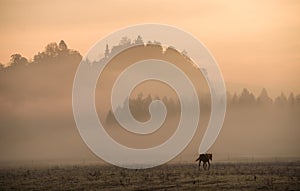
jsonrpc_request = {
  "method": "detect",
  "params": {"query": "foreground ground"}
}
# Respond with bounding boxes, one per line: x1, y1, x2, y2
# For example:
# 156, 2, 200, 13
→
0, 162, 299, 190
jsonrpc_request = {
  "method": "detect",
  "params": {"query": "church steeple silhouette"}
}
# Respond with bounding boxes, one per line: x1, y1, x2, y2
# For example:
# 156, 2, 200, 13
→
105, 44, 110, 58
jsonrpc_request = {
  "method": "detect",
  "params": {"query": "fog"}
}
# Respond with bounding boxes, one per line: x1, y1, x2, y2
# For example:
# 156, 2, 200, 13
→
0, 40, 299, 165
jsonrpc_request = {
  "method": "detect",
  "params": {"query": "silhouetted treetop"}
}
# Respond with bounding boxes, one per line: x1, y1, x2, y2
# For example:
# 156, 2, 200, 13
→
104, 44, 110, 58
274, 92, 287, 106
239, 88, 256, 105
288, 93, 295, 106
59, 40, 68, 51
32, 41, 81, 64
231, 93, 239, 105
257, 88, 272, 105
134, 35, 144, 45
10, 54, 28, 67
119, 36, 131, 46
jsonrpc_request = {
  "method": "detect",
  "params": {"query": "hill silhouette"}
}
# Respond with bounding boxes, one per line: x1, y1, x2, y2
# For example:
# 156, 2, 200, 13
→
0, 38, 299, 162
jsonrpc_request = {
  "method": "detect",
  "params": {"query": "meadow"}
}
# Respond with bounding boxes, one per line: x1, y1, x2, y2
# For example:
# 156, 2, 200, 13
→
0, 161, 299, 190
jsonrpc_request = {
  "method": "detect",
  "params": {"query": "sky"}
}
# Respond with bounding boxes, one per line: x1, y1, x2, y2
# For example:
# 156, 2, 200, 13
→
0, 0, 299, 97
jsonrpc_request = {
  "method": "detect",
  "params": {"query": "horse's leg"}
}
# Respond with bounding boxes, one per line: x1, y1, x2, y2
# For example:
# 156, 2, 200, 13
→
198, 161, 201, 170
203, 162, 206, 170
207, 161, 210, 170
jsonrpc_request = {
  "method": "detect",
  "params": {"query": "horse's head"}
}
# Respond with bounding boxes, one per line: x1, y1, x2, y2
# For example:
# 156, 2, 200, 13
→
207, 153, 212, 161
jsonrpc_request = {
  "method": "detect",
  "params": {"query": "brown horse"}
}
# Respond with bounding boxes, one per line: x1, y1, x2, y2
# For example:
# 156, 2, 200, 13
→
195, 153, 212, 170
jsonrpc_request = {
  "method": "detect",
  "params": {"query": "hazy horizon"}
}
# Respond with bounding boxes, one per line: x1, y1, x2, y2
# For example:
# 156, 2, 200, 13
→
0, 39, 299, 164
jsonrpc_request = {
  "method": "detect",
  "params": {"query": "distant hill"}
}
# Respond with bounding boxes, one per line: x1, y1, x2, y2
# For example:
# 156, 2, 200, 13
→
0, 39, 299, 163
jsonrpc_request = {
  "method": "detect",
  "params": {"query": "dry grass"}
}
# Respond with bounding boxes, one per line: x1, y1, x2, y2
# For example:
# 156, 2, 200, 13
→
0, 162, 299, 190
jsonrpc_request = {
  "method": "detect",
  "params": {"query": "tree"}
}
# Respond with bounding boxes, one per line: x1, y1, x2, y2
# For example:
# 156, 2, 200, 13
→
104, 44, 110, 58
295, 94, 300, 105
119, 37, 131, 47
134, 35, 144, 45
239, 88, 256, 105
257, 88, 272, 105
231, 93, 239, 106
147, 40, 153, 45
153, 40, 161, 46
10, 54, 28, 66
45, 43, 59, 57
288, 93, 295, 106
274, 92, 287, 107
58, 40, 68, 51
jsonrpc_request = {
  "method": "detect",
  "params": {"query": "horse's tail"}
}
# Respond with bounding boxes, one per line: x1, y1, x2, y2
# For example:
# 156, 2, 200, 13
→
195, 157, 200, 162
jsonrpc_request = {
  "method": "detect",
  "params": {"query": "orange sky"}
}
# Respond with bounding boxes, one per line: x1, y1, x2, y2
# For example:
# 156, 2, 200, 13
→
0, 0, 299, 97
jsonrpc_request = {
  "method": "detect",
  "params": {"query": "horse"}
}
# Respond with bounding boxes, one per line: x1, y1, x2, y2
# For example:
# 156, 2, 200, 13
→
195, 153, 212, 170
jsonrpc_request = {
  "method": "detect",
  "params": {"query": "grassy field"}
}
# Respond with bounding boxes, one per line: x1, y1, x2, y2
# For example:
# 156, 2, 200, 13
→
0, 162, 299, 190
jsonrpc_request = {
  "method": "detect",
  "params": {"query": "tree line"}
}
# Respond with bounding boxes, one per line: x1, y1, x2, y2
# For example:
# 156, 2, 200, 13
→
227, 88, 299, 107
0, 40, 81, 68
0, 40, 298, 126
105, 89, 300, 125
